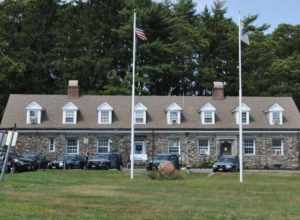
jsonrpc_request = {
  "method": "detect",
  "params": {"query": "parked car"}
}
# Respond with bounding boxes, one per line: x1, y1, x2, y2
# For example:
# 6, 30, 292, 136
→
146, 154, 180, 170
48, 155, 85, 169
21, 152, 49, 170
212, 155, 239, 172
87, 153, 122, 170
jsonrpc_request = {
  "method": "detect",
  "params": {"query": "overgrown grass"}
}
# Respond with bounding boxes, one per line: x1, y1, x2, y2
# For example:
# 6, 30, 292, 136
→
0, 170, 300, 220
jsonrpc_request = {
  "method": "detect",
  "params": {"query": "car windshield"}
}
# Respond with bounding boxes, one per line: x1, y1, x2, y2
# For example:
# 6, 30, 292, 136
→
219, 157, 235, 163
153, 155, 170, 161
93, 154, 110, 160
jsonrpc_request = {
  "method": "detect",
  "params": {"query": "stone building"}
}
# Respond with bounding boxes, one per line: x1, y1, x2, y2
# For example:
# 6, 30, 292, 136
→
1, 80, 300, 169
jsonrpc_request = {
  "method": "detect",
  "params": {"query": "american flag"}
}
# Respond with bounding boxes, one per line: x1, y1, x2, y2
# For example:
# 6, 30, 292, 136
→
135, 27, 147, 41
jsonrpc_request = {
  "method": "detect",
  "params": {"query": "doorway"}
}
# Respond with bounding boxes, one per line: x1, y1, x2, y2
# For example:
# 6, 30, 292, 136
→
220, 141, 232, 156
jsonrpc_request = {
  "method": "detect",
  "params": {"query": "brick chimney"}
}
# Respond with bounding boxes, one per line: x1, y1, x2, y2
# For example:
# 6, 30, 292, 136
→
212, 81, 225, 100
67, 80, 79, 98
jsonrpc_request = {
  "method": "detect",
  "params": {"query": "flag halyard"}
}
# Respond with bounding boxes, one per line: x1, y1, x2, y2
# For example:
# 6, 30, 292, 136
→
136, 27, 147, 40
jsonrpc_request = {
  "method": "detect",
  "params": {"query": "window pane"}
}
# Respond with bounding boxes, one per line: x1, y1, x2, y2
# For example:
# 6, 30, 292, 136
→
100, 110, 109, 123
199, 139, 209, 155
169, 111, 178, 123
135, 110, 144, 123
204, 112, 213, 123
65, 111, 74, 123
49, 138, 55, 152
272, 112, 281, 124
97, 138, 110, 153
244, 139, 254, 155
66, 138, 78, 154
168, 138, 179, 154
272, 138, 283, 155
242, 112, 247, 123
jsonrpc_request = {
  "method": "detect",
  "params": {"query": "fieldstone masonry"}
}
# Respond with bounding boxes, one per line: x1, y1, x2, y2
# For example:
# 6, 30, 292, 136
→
15, 132, 300, 169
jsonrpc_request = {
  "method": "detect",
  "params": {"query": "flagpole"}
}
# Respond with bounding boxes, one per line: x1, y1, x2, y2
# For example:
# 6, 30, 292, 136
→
130, 10, 137, 180
238, 14, 244, 183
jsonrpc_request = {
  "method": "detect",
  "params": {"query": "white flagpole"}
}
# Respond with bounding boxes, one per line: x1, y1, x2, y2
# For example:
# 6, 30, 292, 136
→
130, 10, 137, 179
238, 14, 244, 183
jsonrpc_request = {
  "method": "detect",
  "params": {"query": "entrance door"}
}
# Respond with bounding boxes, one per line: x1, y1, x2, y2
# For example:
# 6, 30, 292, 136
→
220, 142, 232, 156
134, 141, 147, 161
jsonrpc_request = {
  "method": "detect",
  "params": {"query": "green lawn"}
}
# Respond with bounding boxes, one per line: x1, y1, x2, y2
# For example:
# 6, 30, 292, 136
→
0, 170, 300, 220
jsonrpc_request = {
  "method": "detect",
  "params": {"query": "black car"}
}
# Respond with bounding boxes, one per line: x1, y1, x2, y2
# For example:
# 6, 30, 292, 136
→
87, 153, 122, 170
20, 153, 49, 170
48, 154, 85, 169
146, 154, 180, 170
212, 155, 239, 172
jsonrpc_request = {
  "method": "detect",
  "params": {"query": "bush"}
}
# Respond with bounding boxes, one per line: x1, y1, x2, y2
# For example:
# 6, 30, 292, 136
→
147, 170, 187, 180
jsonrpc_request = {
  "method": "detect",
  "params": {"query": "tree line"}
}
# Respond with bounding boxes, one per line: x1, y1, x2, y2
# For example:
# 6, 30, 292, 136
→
0, 0, 299, 115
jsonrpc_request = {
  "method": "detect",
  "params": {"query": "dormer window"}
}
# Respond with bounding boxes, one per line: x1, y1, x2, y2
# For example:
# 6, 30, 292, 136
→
200, 103, 216, 125
62, 102, 78, 124
234, 103, 250, 125
267, 103, 284, 125
166, 103, 182, 125
25, 102, 42, 125
134, 103, 147, 124
97, 102, 113, 124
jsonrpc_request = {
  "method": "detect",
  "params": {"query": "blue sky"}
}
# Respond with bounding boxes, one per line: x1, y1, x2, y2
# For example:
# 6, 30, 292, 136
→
192, 0, 300, 32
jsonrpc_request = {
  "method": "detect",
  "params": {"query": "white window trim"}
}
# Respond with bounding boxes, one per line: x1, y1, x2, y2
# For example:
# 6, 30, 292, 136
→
97, 138, 111, 153
66, 138, 79, 155
168, 138, 181, 155
272, 139, 284, 156
63, 110, 77, 124
167, 111, 181, 125
98, 110, 112, 124
26, 109, 42, 125
198, 139, 210, 155
201, 111, 215, 125
48, 138, 56, 153
243, 138, 256, 156
269, 111, 283, 125
236, 111, 250, 125
134, 110, 146, 124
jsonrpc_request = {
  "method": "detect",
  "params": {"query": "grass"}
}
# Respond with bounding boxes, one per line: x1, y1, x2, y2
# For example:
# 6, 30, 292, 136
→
0, 170, 300, 220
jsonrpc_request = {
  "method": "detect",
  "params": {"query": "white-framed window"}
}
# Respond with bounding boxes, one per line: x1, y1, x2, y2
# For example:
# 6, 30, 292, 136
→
48, 138, 55, 152
243, 138, 255, 155
65, 111, 75, 123
169, 111, 179, 124
271, 111, 283, 125
26, 101, 42, 124
198, 139, 210, 155
29, 110, 38, 124
272, 138, 284, 156
135, 110, 146, 124
100, 110, 110, 124
66, 138, 79, 154
200, 103, 216, 125
236, 111, 250, 125
202, 111, 215, 124
62, 102, 78, 124
97, 102, 113, 124
97, 138, 111, 153
267, 103, 284, 125
168, 138, 180, 154
166, 103, 182, 125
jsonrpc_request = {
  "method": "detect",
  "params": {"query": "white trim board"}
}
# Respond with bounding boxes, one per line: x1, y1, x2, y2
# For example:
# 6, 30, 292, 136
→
15, 129, 300, 134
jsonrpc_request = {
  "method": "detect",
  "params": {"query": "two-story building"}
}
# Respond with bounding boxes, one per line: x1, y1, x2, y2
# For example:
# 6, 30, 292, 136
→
1, 80, 300, 169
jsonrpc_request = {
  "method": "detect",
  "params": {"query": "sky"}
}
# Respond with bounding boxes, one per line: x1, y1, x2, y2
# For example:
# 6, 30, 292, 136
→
189, 0, 300, 32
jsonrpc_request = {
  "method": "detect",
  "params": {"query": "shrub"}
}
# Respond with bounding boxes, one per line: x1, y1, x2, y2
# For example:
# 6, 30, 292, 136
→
147, 169, 187, 180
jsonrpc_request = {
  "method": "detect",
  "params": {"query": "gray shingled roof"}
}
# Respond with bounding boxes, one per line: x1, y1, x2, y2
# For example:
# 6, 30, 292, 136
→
1, 94, 300, 130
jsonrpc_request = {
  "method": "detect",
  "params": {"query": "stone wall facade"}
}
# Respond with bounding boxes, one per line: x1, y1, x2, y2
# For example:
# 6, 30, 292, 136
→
14, 131, 300, 169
